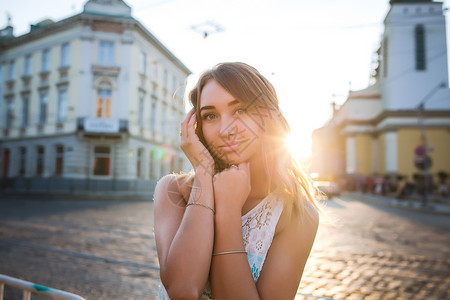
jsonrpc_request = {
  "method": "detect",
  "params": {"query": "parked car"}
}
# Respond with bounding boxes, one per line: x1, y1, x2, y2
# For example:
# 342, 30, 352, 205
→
314, 181, 341, 198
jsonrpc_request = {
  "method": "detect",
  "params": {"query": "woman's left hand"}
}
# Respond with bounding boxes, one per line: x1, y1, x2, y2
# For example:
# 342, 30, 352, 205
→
213, 162, 251, 213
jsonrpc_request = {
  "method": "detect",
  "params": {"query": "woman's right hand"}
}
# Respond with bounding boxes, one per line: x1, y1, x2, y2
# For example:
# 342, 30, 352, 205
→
180, 108, 215, 175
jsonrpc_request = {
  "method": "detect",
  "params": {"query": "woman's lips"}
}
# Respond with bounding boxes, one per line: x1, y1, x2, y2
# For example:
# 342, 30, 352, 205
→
220, 143, 239, 152
218, 140, 248, 152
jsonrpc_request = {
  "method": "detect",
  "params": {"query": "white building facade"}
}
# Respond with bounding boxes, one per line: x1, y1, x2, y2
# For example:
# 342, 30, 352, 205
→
0, 0, 191, 196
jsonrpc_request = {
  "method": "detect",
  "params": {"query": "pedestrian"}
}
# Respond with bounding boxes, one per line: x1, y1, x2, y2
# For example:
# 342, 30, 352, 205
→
153, 62, 320, 299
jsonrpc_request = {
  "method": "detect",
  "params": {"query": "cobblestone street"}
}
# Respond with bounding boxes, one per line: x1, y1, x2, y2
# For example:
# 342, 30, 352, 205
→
0, 195, 449, 299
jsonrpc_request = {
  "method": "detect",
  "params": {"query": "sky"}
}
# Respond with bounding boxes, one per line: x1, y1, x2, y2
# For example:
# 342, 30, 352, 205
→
1, 0, 449, 159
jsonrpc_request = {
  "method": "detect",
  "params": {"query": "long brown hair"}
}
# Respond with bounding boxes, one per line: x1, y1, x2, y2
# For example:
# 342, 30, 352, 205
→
187, 62, 319, 219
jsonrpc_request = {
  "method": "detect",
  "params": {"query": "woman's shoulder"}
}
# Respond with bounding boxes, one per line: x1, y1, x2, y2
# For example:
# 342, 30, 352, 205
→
275, 194, 319, 236
154, 173, 192, 206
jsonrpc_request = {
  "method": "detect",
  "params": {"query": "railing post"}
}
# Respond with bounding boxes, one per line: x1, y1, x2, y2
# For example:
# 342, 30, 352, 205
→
22, 290, 31, 300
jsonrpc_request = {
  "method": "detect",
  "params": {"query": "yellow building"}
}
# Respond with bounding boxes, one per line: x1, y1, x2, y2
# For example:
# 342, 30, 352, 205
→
312, 0, 450, 187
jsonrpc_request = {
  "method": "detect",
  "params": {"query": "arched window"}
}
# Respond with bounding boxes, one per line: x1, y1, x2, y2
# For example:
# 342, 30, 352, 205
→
97, 81, 112, 118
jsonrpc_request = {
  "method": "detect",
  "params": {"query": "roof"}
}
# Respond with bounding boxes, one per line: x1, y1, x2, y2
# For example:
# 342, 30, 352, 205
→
347, 81, 381, 100
390, 0, 433, 3
0, 3, 191, 75
83, 0, 132, 18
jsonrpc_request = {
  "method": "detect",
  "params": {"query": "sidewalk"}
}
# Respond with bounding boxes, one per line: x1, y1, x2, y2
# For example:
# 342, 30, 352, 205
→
343, 191, 450, 216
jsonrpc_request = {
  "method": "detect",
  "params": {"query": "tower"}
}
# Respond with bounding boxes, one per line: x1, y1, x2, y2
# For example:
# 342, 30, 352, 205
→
380, 0, 450, 110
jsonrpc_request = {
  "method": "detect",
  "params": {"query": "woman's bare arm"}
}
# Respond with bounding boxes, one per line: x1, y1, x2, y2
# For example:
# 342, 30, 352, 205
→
154, 172, 214, 299
257, 201, 319, 299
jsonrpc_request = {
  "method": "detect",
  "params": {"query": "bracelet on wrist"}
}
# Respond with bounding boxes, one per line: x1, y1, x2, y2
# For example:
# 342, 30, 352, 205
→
212, 250, 247, 256
186, 202, 215, 214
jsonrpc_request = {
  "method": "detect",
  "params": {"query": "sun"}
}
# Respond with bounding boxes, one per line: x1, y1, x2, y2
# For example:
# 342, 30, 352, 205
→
285, 133, 312, 160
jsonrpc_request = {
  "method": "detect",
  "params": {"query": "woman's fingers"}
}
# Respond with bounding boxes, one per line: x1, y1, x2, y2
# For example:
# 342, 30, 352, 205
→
187, 111, 197, 139
237, 162, 250, 174
181, 108, 195, 139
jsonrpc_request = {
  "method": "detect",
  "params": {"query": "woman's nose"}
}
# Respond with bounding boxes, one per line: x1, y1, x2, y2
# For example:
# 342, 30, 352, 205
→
219, 117, 238, 138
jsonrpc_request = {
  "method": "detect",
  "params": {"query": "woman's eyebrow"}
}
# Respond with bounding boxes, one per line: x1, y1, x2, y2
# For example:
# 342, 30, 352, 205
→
200, 100, 240, 113
200, 105, 215, 112
228, 100, 240, 106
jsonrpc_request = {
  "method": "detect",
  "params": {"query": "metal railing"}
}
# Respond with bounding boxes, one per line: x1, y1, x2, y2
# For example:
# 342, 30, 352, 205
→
0, 274, 85, 300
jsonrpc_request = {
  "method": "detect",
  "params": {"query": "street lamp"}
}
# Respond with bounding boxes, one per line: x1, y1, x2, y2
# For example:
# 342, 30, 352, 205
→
416, 81, 446, 207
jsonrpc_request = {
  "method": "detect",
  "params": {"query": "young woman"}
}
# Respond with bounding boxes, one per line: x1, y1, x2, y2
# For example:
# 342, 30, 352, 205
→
154, 62, 319, 299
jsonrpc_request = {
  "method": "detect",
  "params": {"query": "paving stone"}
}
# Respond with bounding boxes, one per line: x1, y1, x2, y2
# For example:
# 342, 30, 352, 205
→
346, 293, 365, 300
381, 291, 398, 299
363, 291, 384, 300
332, 292, 349, 300
387, 279, 402, 290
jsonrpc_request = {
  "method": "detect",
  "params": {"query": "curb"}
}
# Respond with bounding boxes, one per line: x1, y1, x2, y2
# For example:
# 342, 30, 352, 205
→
342, 192, 450, 216
0, 191, 154, 202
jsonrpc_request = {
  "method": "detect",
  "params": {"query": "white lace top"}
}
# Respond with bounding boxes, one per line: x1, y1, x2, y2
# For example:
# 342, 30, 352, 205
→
158, 192, 284, 299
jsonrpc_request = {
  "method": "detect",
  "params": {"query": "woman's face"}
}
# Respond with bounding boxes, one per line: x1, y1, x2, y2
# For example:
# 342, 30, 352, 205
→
199, 79, 263, 165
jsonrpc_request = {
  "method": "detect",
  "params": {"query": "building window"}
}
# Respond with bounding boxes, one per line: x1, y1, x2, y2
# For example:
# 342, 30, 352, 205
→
152, 61, 158, 82
150, 101, 156, 131
55, 145, 64, 176
149, 151, 153, 179
160, 160, 165, 178
42, 49, 50, 72
57, 89, 68, 123
140, 51, 146, 75
2, 149, 11, 179
5, 96, 14, 129
383, 37, 388, 77
36, 146, 45, 176
170, 157, 175, 173
99, 41, 115, 66
168, 109, 176, 139
39, 91, 48, 125
137, 148, 144, 178
8, 60, 15, 80
19, 147, 26, 177
93, 146, 111, 176
163, 69, 168, 90
97, 87, 112, 118
172, 75, 177, 94
178, 157, 183, 172
61, 43, 70, 67
161, 104, 167, 136
415, 24, 426, 70
20, 94, 29, 127
24, 55, 32, 76
138, 96, 144, 127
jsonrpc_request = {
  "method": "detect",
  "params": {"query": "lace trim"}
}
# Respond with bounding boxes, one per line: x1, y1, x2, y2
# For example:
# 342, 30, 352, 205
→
242, 192, 283, 282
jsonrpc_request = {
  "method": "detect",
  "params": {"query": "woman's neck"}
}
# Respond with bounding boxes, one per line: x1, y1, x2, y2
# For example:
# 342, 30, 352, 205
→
248, 156, 271, 200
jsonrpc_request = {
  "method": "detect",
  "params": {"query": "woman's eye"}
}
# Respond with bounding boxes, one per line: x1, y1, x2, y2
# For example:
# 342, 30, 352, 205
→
236, 108, 247, 115
202, 114, 216, 121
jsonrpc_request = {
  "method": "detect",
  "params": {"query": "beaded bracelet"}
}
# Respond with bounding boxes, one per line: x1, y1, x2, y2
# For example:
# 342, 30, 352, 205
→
186, 202, 215, 214
212, 250, 247, 256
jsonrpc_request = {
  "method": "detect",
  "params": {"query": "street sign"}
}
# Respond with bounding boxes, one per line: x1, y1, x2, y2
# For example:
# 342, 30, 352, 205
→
414, 145, 426, 157
414, 155, 432, 171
